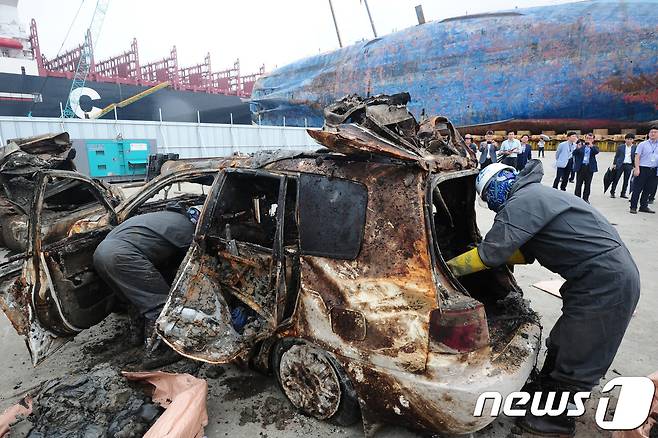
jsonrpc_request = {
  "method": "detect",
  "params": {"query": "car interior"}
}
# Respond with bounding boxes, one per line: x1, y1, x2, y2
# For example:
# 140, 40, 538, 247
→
202, 171, 300, 330
37, 173, 214, 334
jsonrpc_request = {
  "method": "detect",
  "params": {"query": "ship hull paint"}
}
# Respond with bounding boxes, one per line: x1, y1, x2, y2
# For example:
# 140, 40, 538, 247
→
251, 0, 658, 130
0, 72, 251, 124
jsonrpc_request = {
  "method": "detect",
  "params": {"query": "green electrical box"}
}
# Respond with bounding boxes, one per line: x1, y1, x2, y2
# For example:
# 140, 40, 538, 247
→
83, 139, 153, 180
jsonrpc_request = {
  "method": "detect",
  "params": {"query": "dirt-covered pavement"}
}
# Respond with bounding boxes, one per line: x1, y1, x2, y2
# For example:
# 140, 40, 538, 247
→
1, 151, 656, 437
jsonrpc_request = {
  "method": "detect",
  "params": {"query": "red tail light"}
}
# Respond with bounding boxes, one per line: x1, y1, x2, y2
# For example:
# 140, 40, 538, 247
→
429, 300, 490, 353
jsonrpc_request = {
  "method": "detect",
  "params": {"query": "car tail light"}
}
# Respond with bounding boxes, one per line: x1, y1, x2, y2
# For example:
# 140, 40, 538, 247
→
429, 299, 490, 353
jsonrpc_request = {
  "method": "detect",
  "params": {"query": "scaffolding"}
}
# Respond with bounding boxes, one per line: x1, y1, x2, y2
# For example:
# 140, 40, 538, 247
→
29, 19, 264, 97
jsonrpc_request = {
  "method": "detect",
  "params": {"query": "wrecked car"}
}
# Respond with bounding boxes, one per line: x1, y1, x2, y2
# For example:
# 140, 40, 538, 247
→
0, 94, 541, 436
0, 132, 122, 252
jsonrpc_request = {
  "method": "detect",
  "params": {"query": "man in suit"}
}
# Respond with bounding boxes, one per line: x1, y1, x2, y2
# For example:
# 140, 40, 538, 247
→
572, 133, 599, 203
610, 133, 636, 198
516, 134, 533, 170
478, 130, 498, 168
552, 132, 578, 191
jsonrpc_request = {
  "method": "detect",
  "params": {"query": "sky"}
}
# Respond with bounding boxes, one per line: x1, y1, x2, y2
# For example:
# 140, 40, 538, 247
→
17, 0, 576, 75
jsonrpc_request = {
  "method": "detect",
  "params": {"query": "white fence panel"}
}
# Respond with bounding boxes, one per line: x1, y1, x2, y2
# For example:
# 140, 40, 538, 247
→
0, 117, 320, 158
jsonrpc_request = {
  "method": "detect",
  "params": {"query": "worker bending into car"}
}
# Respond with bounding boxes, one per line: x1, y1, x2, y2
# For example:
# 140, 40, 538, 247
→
93, 202, 199, 367
446, 160, 640, 437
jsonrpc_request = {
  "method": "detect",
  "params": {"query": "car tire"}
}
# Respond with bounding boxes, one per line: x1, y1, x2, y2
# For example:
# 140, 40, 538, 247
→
273, 339, 361, 426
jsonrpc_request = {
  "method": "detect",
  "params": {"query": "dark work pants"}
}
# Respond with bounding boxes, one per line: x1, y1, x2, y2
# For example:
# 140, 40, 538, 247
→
480, 158, 493, 169
545, 246, 640, 391
630, 166, 658, 210
538, 148, 545, 158
552, 161, 572, 191
611, 163, 633, 196
93, 237, 184, 320
575, 166, 593, 201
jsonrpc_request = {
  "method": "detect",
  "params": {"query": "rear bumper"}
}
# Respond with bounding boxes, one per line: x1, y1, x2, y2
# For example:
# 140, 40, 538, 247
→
345, 321, 541, 434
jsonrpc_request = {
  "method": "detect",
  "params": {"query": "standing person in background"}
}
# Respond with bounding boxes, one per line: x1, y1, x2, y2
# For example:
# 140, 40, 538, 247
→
553, 132, 578, 191
479, 130, 498, 168
649, 169, 657, 204
516, 134, 533, 170
537, 138, 545, 158
573, 133, 599, 203
464, 134, 477, 155
629, 126, 658, 214
568, 139, 579, 183
610, 133, 636, 199
500, 131, 521, 168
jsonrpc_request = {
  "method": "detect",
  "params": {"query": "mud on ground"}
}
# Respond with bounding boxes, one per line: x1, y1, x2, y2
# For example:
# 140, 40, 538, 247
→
4, 315, 204, 437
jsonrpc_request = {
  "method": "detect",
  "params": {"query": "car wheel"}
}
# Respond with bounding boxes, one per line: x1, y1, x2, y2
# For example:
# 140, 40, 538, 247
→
273, 339, 361, 426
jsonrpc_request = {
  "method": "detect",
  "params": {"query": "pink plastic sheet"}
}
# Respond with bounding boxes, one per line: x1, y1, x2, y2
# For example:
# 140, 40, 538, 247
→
0, 396, 32, 437
122, 371, 208, 438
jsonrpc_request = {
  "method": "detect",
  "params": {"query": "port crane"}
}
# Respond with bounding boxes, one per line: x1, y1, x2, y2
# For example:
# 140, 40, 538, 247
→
62, 0, 110, 118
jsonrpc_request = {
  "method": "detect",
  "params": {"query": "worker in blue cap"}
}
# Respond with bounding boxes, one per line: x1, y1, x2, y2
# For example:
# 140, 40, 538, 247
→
446, 160, 640, 437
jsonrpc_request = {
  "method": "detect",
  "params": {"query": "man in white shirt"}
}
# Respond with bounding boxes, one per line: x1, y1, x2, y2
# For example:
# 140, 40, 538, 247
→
610, 133, 636, 198
500, 131, 521, 168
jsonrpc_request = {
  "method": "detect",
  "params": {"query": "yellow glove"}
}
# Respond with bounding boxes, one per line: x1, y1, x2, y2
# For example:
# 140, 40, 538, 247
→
447, 248, 527, 277
446, 247, 487, 277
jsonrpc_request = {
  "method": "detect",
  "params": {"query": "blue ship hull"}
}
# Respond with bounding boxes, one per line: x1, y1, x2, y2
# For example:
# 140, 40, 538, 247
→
251, 0, 658, 131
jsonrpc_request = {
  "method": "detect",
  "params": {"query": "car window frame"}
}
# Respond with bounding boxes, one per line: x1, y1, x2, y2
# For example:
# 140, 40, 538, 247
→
297, 173, 368, 260
116, 169, 219, 222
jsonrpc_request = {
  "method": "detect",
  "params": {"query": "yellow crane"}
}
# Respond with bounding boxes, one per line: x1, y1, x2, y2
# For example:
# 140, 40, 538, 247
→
93, 81, 171, 119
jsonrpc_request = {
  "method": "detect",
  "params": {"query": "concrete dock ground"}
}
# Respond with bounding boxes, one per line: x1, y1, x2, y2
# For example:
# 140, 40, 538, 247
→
0, 151, 655, 437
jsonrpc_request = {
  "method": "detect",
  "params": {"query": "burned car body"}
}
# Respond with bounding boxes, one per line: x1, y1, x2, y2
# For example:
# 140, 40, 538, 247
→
0, 95, 540, 435
0, 132, 122, 252
159, 94, 541, 434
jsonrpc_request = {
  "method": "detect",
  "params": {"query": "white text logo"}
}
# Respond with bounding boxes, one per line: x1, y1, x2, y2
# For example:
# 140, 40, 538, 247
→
474, 377, 654, 430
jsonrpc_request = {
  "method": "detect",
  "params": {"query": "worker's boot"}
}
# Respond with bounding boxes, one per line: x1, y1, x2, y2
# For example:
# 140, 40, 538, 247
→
516, 379, 577, 437
141, 319, 182, 370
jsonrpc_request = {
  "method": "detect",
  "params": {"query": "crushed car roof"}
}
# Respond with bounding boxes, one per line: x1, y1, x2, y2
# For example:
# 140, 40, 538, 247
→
161, 94, 477, 176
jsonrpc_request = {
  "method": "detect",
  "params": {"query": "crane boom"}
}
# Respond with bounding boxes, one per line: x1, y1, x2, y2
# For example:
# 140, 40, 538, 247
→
62, 0, 110, 118
92, 81, 171, 119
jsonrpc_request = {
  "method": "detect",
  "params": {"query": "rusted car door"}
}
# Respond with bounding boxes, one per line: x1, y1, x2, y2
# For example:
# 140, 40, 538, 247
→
158, 169, 297, 363
0, 170, 118, 365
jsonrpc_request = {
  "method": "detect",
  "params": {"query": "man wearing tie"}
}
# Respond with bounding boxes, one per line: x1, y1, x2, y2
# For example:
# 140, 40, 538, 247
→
478, 130, 498, 168
573, 133, 599, 203
610, 133, 636, 199
516, 134, 533, 170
